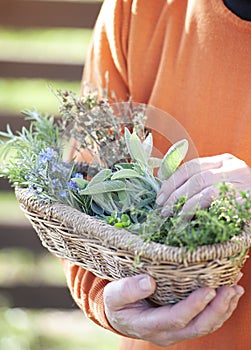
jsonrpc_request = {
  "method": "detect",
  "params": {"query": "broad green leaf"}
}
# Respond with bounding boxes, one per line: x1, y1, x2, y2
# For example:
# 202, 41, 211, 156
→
111, 169, 140, 180
92, 193, 114, 213
88, 168, 112, 186
117, 190, 128, 201
91, 201, 105, 216
124, 127, 132, 156
118, 191, 132, 211
71, 177, 88, 189
142, 133, 153, 160
128, 131, 148, 164
115, 162, 134, 170
80, 180, 126, 195
158, 139, 188, 180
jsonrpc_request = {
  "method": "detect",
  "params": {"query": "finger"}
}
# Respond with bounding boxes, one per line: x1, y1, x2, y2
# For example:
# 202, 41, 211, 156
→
179, 286, 244, 339
160, 174, 221, 216
160, 158, 249, 214
143, 287, 216, 332
103, 275, 156, 310
161, 185, 219, 217
161, 170, 251, 218
156, 153, 234, 205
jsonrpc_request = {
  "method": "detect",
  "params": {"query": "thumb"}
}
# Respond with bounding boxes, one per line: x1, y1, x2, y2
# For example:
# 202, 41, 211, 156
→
104, 274, 156, 310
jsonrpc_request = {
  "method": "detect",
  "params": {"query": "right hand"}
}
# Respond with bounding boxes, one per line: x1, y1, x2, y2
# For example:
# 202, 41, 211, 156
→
103, 274, 244, 347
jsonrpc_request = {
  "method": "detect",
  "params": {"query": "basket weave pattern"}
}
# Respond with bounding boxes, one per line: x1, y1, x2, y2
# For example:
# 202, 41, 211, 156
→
16, 188, 251, 305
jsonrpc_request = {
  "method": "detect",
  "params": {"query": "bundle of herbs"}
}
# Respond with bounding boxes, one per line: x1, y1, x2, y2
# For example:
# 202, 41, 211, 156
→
1, 91, 251, 253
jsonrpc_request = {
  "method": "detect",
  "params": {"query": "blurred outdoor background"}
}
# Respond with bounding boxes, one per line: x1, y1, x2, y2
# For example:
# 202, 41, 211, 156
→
0, 0, 120, 349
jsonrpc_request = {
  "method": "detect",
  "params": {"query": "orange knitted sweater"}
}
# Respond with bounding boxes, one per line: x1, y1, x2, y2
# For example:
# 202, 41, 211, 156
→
62, 1, 251, 349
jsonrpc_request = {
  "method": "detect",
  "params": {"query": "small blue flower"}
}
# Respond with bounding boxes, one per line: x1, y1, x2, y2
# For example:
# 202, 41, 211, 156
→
51, 163, 62, 173
59, 190, 67, 198
71, 173, 83, 179
38, 147, 57, 165
26, 183, 35, 196
51, 178, 60, 188
36, 187, 43, 194
67, 179, 78, 190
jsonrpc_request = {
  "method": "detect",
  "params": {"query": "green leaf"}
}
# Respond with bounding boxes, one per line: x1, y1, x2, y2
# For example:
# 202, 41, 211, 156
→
80, 180, 126, 195
125, 128, 147, 165
71, 177, 88, 190
118, 191, 132, 212
111, 169, 140, 180
117, 190, 126, 200
130, 131, 148, 164
91, 201, 105, 216
158, 139, 188, 180
92, 193, 115, 213
142, 133, 153, 160
115, 162, 135, 170
124, 127, 132, 157
88, 168, 112, 186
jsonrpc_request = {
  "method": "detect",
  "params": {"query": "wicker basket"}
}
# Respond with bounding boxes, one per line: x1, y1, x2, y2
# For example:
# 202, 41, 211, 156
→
16, 187, 251, 306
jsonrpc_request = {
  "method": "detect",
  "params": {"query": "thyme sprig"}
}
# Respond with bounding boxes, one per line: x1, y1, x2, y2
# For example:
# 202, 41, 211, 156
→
131, 184, 251, 250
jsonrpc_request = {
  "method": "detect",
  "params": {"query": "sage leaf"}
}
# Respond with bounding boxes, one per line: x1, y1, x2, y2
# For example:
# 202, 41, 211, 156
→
125, 128, 147, 165
158, 139, 188, 180
111, 169, 140, 180
115, 162, 134, 170
124, 127, 132, 157
91, 201, 105, 216
118, 191, 132, 211
117, 190, 128, 202
142, 133, 153, 160
88, 168, 112, 186
71, 177, 88, 190
80, 180, 125, 195
92, 193, 115, 213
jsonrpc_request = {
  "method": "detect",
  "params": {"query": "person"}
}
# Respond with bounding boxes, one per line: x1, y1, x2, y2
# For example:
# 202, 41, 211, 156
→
61, 0, 251, 349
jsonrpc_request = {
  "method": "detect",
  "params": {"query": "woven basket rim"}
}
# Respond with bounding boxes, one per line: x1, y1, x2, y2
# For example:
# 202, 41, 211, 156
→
15, 187, 251, 264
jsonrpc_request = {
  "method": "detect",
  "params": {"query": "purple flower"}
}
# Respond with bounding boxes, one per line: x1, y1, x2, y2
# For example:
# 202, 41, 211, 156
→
67, 179, 78, 190
71, 173, 83, 179
36, 187, 43, 194
51, 178, 61, 188
38, 147, 57, 164
59, 190, 67, 198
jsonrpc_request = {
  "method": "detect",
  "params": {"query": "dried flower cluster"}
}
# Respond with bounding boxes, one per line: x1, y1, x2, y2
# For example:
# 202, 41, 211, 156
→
56, 90, 148, 169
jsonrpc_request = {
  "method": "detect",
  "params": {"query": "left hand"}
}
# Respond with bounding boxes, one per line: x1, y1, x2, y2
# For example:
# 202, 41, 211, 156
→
156, 153, 251, 216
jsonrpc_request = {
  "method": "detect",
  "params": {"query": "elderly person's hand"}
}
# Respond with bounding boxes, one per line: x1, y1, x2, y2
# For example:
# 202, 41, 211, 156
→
156, 153, 251, 217
103, 153, 249, 346
104, 274, 244, 347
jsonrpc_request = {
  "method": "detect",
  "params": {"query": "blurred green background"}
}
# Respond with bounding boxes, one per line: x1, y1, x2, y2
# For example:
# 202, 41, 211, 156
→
0, 1, 120, 349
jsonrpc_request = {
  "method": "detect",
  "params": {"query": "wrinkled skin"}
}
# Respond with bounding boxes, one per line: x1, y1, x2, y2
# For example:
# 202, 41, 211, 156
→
104, 274, 244, 347
157, 153, 251, 217
104, 153, 250, 347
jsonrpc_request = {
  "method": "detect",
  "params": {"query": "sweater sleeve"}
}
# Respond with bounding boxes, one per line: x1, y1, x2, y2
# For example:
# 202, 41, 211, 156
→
61, 0, 132, 332
61, 260, 117, 331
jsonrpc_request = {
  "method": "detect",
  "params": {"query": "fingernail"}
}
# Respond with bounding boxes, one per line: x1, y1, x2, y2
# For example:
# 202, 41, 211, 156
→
156, 193, 166, 205
205, 290, 216, 302
138, 275, 153, 292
